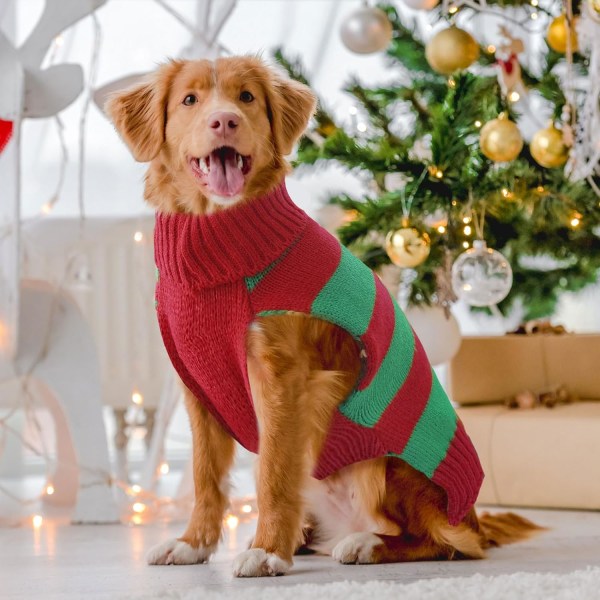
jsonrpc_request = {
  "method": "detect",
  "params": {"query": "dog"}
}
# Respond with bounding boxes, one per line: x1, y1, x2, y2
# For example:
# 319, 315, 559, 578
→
106, 56, 542, 578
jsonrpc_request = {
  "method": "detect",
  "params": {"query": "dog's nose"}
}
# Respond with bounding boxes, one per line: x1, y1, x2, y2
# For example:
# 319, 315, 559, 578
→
209, 112, 240, 136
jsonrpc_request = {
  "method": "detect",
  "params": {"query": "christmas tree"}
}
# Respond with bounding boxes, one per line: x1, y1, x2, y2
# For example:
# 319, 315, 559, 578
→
276, 1, 600, 319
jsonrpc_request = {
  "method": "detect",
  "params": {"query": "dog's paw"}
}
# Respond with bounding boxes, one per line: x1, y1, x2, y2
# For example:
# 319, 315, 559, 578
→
332, 532, 382, 564
146, 538, 214, 565
232, 548, 291, 577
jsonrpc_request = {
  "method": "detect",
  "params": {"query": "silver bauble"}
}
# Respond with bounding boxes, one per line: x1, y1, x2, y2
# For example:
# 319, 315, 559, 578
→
451, 240, 513, 307
340, 6, 393, 54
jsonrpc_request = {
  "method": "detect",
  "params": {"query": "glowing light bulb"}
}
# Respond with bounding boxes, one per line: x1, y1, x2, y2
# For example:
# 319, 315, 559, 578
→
509, 91, 520, 103
437, 225, 446, 233
570, 217, 580, 227
501, 188, 510, 198
462, 216, 471, 224
530, 0, 538, 6
474, 120, 482, 128
348, 106, 358, 115
449, 5, 458, 13
132, 502, 146, 514
531, 12, 538, 19
33, 515, 43, 528
54, 34, 64, 47
131, 515, 143, 525
462, 241, 469, 248
487, 45, 496, 53
159, 462, 170, 475
45, 485, 55, 496
226, 515, 239, 529
448, 78, 456, 88
464, 225, 472, 235
241, 504, 252, 514
132, 391, 143, 406
131, 484, 142, 494
133, 231, 143, 243
356, 122, 367, 132
435, 169, 443, 179
537, 185, 545, 193
451, 200, 458, 206
41, 203, 53, 215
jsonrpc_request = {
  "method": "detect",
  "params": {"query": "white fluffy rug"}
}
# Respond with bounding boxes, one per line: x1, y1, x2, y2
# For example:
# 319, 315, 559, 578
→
129, 567, 600, 600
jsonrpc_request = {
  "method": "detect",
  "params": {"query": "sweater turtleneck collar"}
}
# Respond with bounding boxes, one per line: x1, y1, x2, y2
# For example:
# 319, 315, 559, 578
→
154, 182, 310, 288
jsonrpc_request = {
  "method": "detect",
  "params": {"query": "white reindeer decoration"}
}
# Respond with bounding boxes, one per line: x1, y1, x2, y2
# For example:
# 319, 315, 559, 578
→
0, 0, 119, 523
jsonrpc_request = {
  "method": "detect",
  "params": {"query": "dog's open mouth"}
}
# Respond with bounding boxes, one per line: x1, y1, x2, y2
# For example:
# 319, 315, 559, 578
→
189, 146, 252, 198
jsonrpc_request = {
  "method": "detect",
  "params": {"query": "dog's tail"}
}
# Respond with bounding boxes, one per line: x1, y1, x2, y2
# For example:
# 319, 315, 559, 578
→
478, 511, 546, 547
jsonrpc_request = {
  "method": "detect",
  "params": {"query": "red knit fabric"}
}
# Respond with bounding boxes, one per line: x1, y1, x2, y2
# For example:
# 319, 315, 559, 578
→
154, 183, 483, 525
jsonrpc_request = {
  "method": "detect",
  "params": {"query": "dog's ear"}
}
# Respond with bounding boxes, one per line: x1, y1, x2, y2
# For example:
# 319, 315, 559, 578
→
268, 71, 317, 156
105, 60, 183, 163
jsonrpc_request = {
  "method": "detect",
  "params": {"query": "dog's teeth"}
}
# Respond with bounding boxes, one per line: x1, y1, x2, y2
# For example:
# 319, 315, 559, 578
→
237, 154, 243, 169
199, 157, 209, 174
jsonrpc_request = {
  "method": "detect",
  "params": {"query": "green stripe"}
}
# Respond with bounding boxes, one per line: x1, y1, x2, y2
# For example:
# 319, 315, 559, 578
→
311, 246, 376, 338
396, 372, 457, 477
256, 309, 290, 317
339, 300, 415, 427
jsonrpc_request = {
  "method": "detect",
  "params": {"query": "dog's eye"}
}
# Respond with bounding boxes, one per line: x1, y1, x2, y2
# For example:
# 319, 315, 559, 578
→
183, 94, 197, 106
239, 91, 254, 103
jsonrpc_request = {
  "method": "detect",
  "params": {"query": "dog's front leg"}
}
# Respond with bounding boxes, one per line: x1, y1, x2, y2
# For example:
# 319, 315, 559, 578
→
232, 348, 312, 577
147, 384, 235, 565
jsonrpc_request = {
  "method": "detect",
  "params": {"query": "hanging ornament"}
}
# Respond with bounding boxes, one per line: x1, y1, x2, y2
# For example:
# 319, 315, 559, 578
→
425, 26, 480, 75
495, 26, 526, 101
385, 224, 431, 268
546, 15, 580, 53
401, 0, 439, 10
479, 112, 523, 162
340, 5, 393, 54
530, 123, 569, 168
452, 239, 513, 307
384, 168, 430, 268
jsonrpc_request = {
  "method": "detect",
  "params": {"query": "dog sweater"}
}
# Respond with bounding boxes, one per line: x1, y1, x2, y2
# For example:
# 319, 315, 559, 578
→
154, 182, 483, 525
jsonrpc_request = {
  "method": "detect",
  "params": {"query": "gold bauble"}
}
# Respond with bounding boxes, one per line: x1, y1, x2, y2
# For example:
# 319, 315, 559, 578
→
425, 27, 480, 75
546, 15, 579, 53
479, 112, 524, 162
530, 124, 569, 168
385, 227, 431, 268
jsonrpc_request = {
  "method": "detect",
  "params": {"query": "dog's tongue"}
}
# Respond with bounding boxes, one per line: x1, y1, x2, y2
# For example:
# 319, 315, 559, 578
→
207, 148, 244, 197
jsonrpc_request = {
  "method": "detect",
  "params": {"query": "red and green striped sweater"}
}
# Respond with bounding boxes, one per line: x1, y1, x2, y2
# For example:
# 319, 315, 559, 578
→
154, 182, 483, 525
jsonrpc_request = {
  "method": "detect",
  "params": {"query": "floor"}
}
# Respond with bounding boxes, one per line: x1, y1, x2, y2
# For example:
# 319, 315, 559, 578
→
2, 507, 600, 599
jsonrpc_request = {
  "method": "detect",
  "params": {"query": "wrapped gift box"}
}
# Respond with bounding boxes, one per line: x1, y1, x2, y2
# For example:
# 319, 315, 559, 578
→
449, 334, 600, 509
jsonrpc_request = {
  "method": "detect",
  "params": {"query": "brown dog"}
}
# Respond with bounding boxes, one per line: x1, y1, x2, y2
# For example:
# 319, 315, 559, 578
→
107, 56, 541, 578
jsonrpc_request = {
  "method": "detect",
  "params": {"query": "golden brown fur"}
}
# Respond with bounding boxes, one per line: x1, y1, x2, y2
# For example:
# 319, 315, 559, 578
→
107, 56, 544, 577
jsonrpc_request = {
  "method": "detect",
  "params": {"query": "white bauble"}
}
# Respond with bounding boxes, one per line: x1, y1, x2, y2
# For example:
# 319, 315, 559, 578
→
340, 6, 393, 54
405, 305, 462, 366
401, 0, 439, 10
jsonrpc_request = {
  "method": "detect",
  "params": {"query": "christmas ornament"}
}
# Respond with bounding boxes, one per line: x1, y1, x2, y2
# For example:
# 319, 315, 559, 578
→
340, 6, 393, 54
385, 225, 431, 268
496, 26, 526, 100
401, 0, 439, 10
530, 123, 569, 168
546, 15, 579, 54
425, 26, 480, 75
405, 306, 461, 366
451, 239, 513, 307
479, 112, 523, 162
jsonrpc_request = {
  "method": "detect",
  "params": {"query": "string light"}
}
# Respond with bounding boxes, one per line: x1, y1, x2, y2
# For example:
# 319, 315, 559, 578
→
159, 462, 170, 475
435, 169, 443, 179
131, 484, 142, 494
487, 45, 496, 53
45, 484, 55, 496
474, 120, 482, 128
462, 216, 471, 224
133, 231, 143, 243
570, 213, 582, 228
131, 514, 143, 525
132, 502, 146, 514
530, 0, 538, 6
448, 77, 456, 88
509, 91, 520, 102
348, 106, 358, 116
356, 122, 367, 132
501, 188, 511, 198
437, 225, 446, 233
531, 12, 538, 19
241, 504, 252, 514
41, 202, 53, 215
131, 391, 143, 406
54, 34, 64, 47
32, 515, 43, 528
537, 185, 545, 193
462, 241, 470, 248
226, 515, 239, 530
464, 225, 472, 235
451, 199, 458, 206
448, 5, 458, 13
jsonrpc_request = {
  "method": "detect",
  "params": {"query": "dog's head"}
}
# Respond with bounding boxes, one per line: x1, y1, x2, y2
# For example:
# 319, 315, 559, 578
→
106, 56, 316, 213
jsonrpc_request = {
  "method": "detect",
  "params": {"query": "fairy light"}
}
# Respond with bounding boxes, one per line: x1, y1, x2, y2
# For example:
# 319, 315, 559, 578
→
435, 169, 443, 179
530, 0, 539, 6
54, 34, 64, 47
537, 185, 545, 193
159, 462, 170, 475
131, 514, 143, 525
464, 225, 472, 235
531, 12, 538, 19
448, 77, 456, 88
132, 502, 146, 514
45, 484, 55, 496
348, 106, 358, 116
451, 199, 458, 206
41, 202, 53, 215
448, 5, 458, 13
226, 514, 239, 530
133, 231, 143, 243
241, 504, 252, 514
570, 217, 580, 227
501, 188, 510, 198
509, 91, 520, 102
32, 515, 43, 528
131, 391, 143, 406
487, 45, 496, 53
474, 120, 482, 128
131, 484, 142, 495
356, 122, 367, 132
462, 216, 471, 224
437, 225, 446, 233
462, 241, 470, 248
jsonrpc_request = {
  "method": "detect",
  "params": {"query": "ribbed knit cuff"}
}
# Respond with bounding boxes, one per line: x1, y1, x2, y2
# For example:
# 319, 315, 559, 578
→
154, 182, 309, 287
